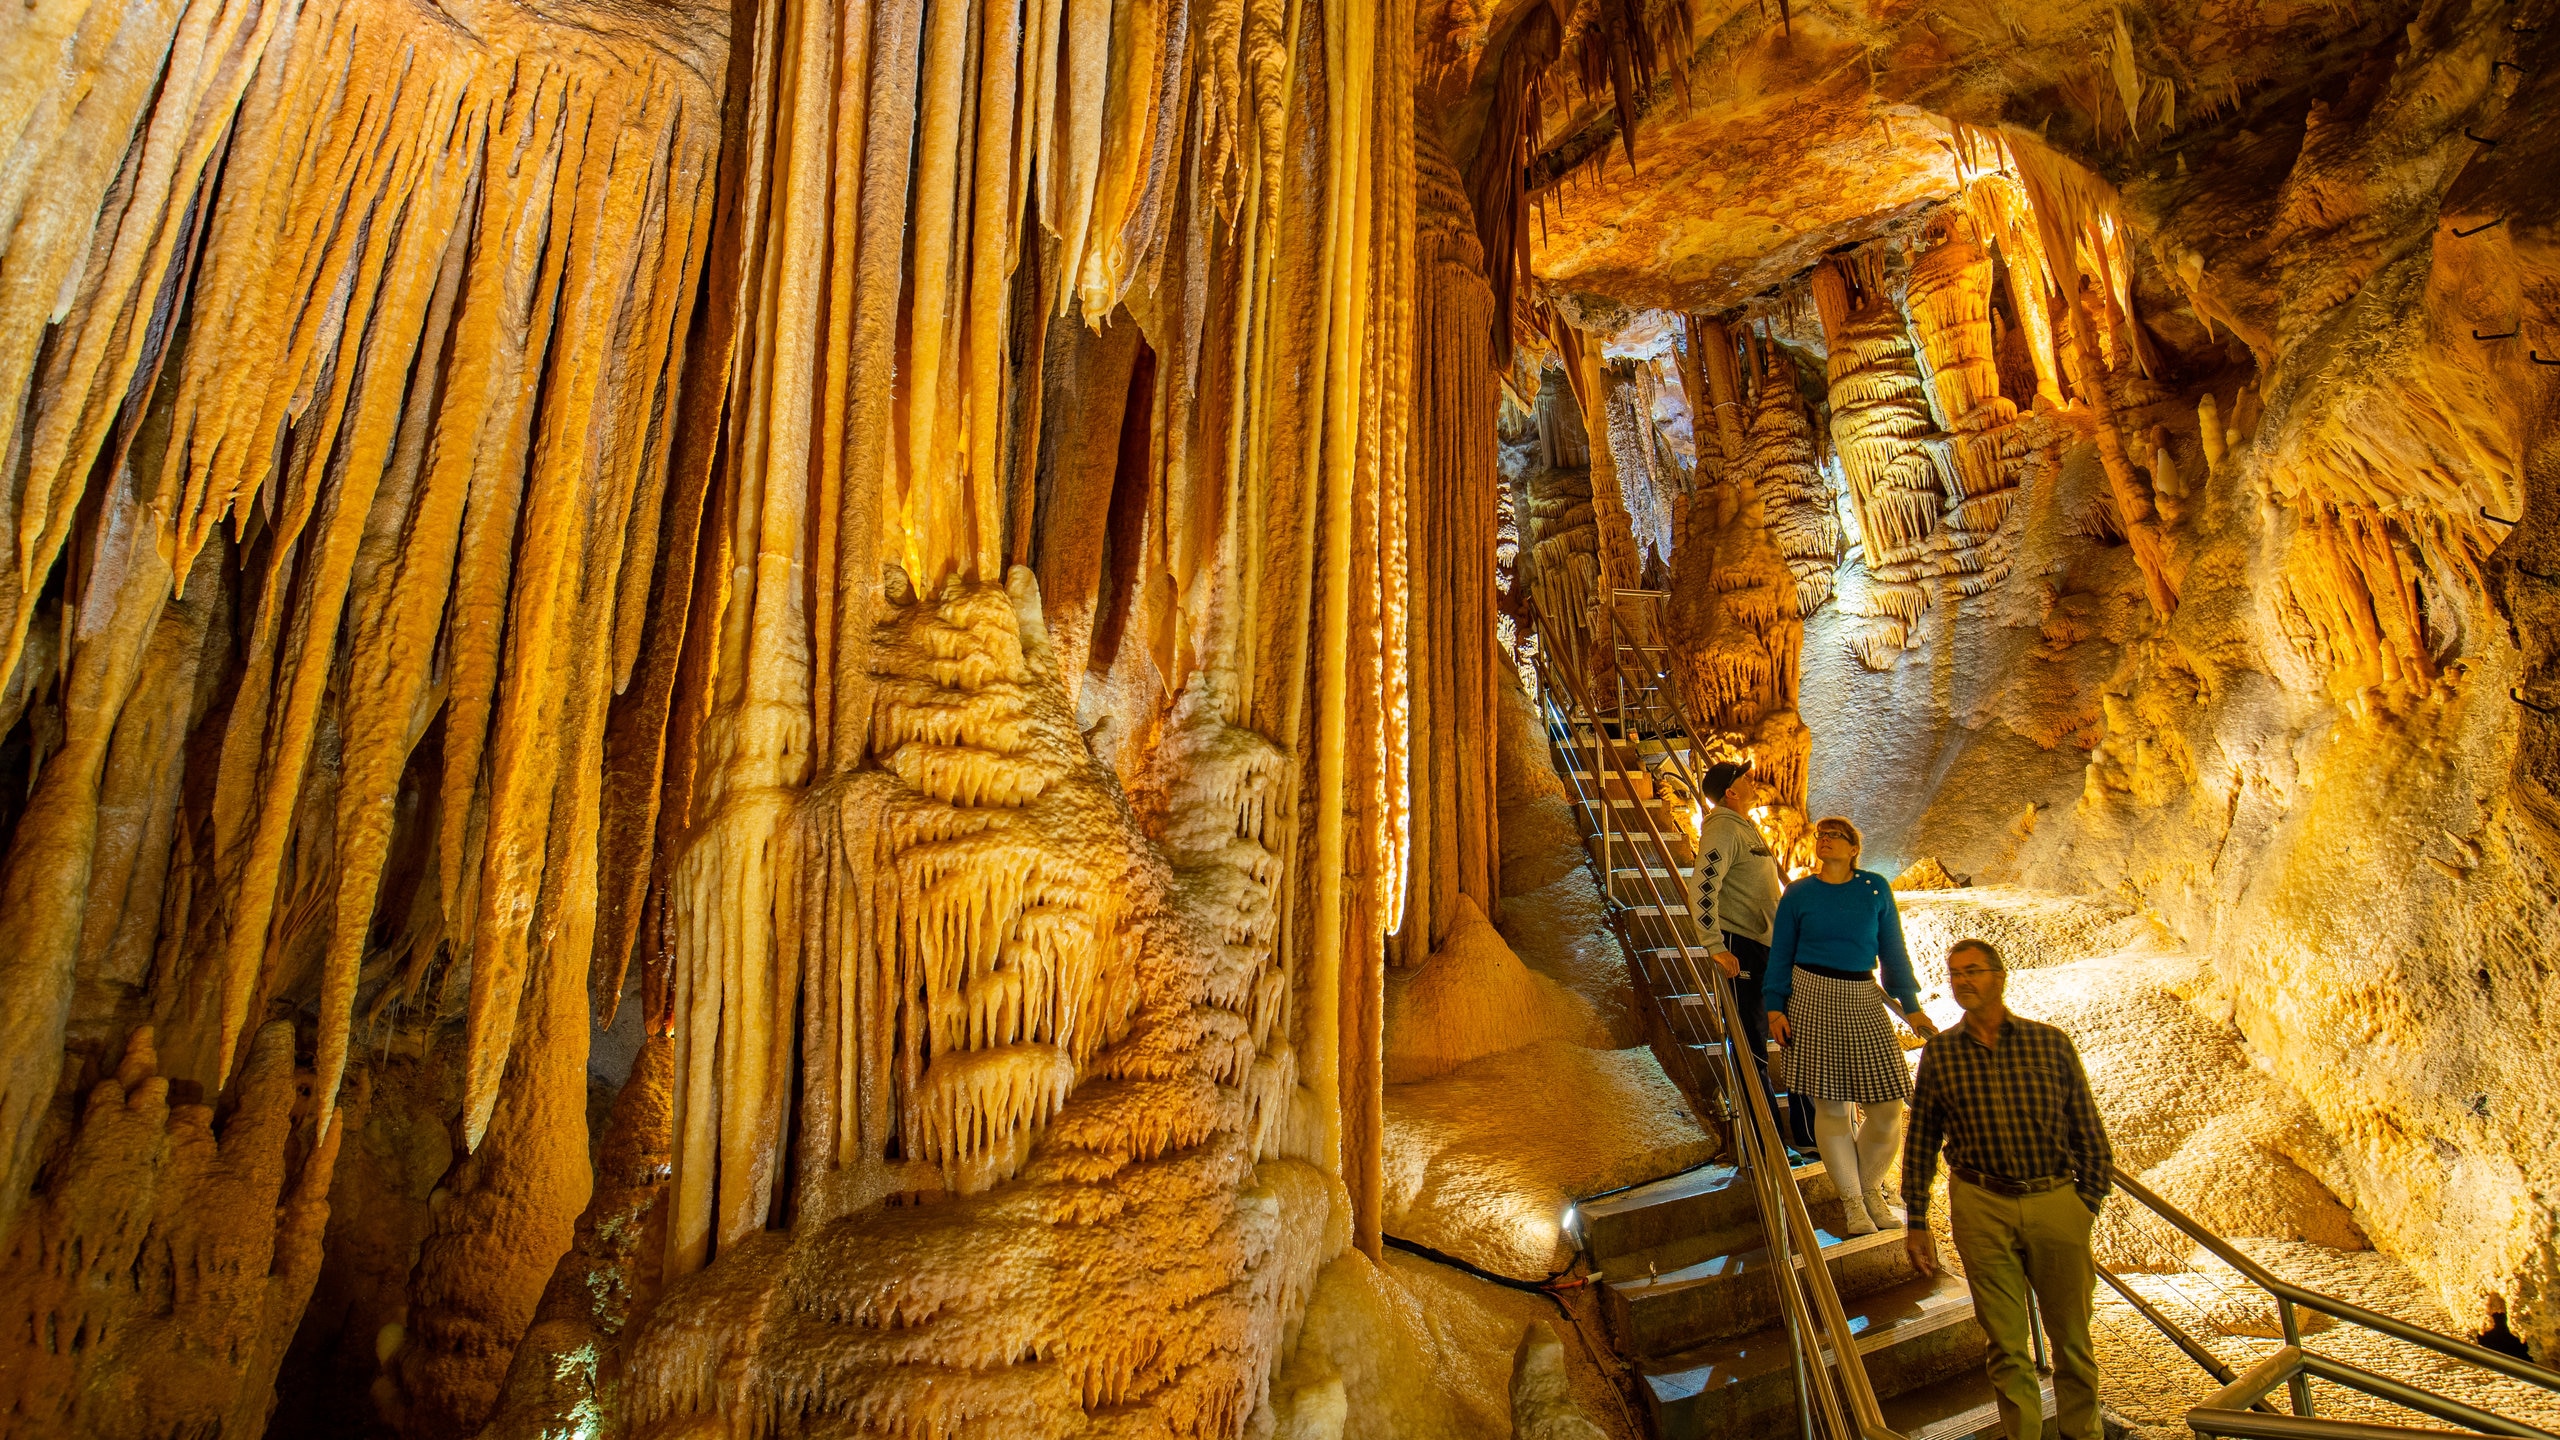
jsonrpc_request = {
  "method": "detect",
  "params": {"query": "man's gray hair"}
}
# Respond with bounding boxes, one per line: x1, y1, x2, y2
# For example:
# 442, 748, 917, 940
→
1948, 937, 2004, 970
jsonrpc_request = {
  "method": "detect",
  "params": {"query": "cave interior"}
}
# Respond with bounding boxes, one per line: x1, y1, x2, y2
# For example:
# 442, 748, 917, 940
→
0, 0, 2556, 1430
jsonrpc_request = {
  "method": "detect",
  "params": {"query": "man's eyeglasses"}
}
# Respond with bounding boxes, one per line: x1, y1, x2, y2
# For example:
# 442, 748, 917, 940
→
1946, 966, 2002, 981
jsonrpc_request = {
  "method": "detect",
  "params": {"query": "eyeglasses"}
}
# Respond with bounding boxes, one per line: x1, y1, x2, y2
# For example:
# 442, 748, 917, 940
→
1816, 829, 1855, 840
1946, 966, 2002, 981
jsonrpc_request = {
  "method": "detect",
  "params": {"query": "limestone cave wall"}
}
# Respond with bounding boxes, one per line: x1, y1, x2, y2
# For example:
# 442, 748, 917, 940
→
1627, 0, 2560, 1356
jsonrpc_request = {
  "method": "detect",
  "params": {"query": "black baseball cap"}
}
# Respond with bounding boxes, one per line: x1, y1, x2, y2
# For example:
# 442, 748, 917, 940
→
1702, 760, 1751, 802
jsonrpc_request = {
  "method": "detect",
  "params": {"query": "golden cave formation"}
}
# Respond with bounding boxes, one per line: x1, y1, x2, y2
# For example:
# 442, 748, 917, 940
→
0, 0, 2555, 1432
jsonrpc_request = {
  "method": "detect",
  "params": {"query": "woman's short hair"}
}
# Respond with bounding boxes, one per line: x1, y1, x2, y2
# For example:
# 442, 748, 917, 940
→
1813, 815, 1862, 853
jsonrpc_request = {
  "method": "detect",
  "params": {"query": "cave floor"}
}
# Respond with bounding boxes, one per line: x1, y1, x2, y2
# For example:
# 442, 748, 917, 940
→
2093, 1241, 2560, 1434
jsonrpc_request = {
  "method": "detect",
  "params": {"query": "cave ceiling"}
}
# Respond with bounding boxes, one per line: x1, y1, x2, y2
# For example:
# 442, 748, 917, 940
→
1428, 0, 2422, 317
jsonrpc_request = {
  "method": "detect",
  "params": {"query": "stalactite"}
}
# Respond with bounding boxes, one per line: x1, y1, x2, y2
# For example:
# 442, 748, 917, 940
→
1810, 254, 1948, 575
1665, 329, 1818, 816
1601, 360, 1683, 568
1464, 0, 1560, 368
1906, 215, 2021, 501
0, 0, 723, 1429
1520, 370, 1604, 685
2059, 280, 2182, 619
1742, 338, 1843, 618
1947, 144, 2066, 410
5, 0, 1537, 1416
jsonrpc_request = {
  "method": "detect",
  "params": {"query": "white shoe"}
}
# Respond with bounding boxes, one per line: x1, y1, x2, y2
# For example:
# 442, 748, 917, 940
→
1864, 1187, 1900, 1226
1838, 1191, 1878, 1236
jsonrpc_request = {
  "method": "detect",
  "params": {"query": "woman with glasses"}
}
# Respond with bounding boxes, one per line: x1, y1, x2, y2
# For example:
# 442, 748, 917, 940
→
1763, 815, 1937, 1235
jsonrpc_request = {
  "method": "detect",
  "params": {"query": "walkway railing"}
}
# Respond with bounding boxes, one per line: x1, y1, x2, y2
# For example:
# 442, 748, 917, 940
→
2106, 1164, 2560, 1440
1533, 644, 1904, 1440
1545, 587, 2560, 1440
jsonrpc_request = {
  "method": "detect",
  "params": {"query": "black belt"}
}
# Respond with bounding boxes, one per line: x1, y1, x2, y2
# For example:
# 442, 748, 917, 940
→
1951, 1165, 2071, 1197
1797, 962, 1874, 984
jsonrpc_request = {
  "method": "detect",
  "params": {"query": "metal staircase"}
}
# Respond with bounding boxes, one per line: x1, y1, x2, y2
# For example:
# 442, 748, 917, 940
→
1526, 587, 2560, 1440
1531, 602, 2013, 1440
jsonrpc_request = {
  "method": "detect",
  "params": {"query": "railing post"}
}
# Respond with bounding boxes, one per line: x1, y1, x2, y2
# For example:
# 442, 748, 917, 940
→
1795, 1325, 1818, 1440
2280, 1301, 2316, 1417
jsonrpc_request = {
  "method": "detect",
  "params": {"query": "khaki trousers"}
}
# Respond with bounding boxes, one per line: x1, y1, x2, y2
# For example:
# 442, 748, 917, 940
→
1948, 1178, 2102, 1440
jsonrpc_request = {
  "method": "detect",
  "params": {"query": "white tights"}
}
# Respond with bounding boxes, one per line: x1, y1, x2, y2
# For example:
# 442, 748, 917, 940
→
1811, 1097, 1906, 1201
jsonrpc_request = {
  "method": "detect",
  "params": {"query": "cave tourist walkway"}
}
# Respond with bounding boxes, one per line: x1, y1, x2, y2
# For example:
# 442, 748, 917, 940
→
1529, 590, 2560, 1440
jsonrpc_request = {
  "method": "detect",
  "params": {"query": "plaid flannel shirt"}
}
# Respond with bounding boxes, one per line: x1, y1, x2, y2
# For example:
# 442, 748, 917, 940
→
1902, 1013, 2113, 1224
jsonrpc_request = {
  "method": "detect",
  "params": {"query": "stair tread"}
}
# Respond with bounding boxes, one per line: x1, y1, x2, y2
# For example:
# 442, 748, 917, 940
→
1884, 1368, 2057, 1440
1640, 1271, 1979, 1401
1579, 1162, 1832, 1268
1610, 1227, 1908, 1302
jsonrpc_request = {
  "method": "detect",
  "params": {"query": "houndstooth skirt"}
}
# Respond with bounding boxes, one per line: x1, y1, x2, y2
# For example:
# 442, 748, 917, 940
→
1786, 968, 1912, 1105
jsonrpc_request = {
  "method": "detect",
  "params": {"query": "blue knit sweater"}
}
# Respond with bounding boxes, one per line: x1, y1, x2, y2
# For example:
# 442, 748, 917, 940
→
1764, 868, 1920, 1012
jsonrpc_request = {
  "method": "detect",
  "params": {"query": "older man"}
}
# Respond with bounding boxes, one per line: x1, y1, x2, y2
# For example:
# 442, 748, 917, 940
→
1903, 938, 2113, 1440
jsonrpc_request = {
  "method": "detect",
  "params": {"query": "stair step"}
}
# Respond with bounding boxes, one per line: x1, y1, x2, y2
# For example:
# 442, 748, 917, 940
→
1640, 1272, 1987, 1440
1885, 1367, 2058, 1440
1622, 914, 1708, 948
1611, 870, 1695, 905
1606, 1226, 1919, 1357
1589, 815, 1692, 837
1577, 1162, 1834, 1270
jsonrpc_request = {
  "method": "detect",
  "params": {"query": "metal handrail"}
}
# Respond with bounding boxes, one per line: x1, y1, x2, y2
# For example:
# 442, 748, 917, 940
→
1594, 594, 2560, 1440
2114, 1169, 2560, 1395
1602, 589, 1710, 806
1534, 656, 1833, 1439
2106, 1167, 2560, 1439
2192, 1347, 2560, 1440
2096, 1265, 2281, 1414
1535, 647, 1903, 1440
1529, 652, 1719, 1110
1711, 946, 1904, 1440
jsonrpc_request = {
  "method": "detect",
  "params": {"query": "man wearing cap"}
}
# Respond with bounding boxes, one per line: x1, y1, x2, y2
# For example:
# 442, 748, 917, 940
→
1689, 761, 1792, 1135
